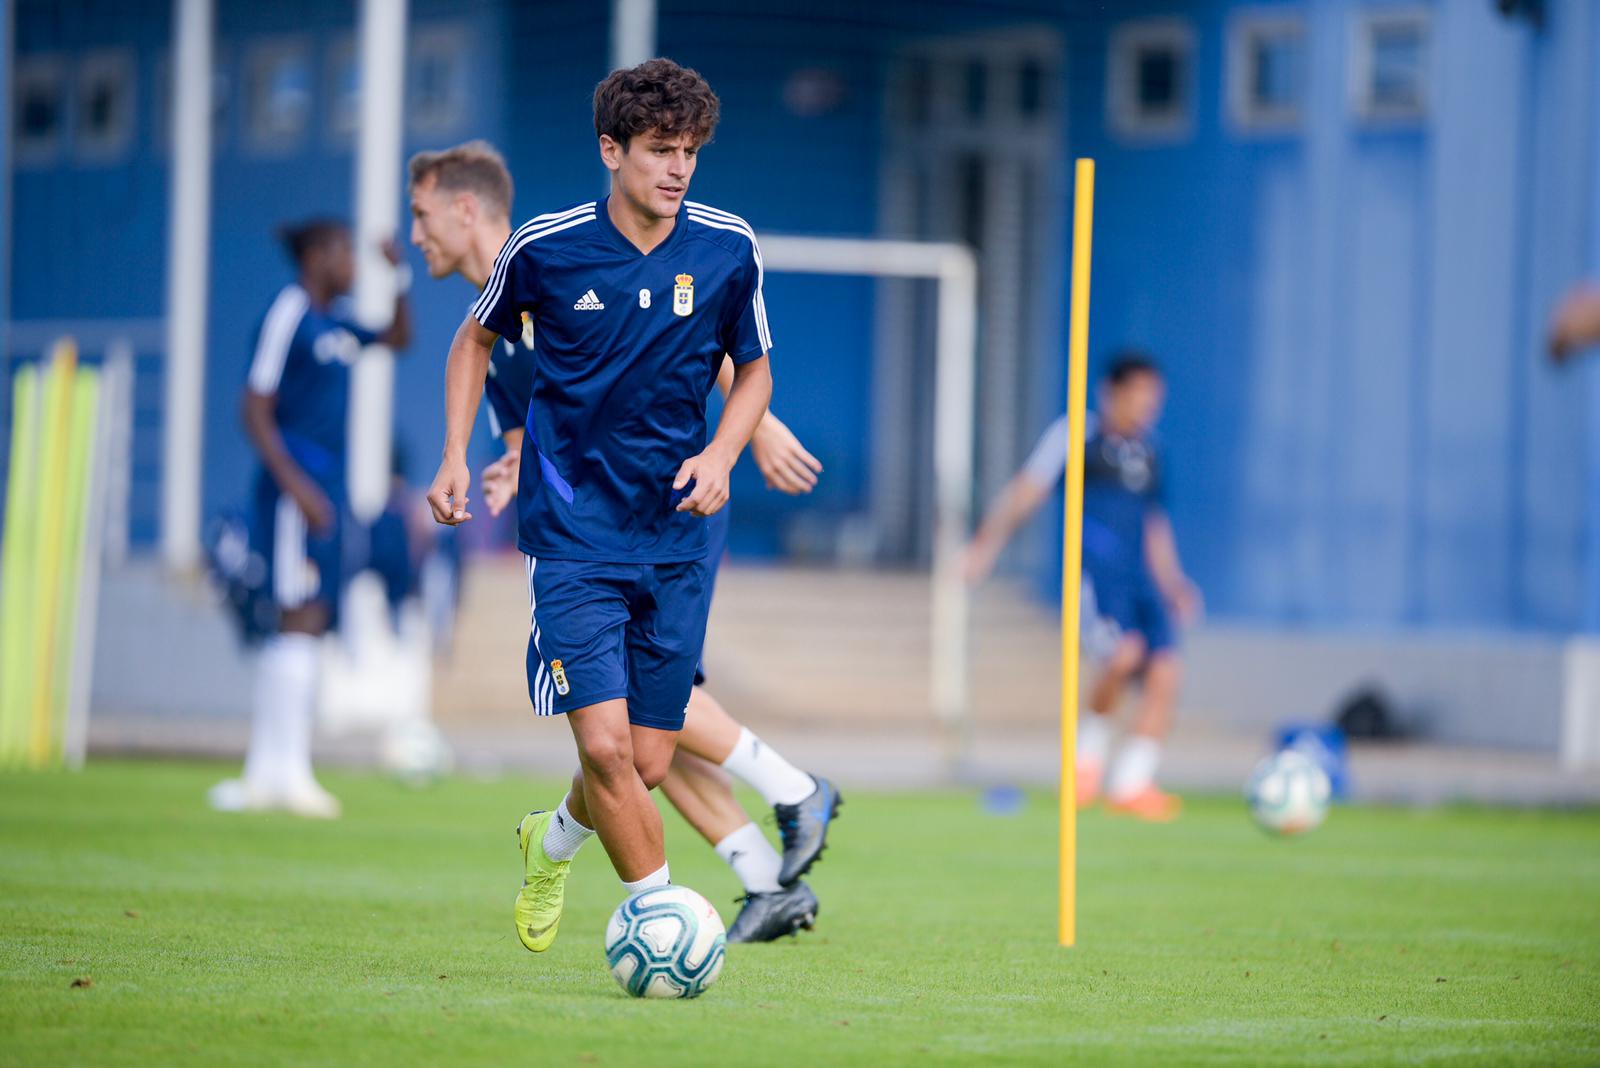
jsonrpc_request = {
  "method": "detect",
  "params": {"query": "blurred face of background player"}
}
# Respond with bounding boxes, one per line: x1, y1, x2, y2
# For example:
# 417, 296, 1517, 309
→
302, 228, 356, 299
1100, 369, 1166, 439
601, 129, 699, 223
409, 172, 477, 280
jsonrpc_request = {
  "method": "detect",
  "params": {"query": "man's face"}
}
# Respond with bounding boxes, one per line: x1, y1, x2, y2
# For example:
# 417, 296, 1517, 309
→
1103, 371, 1166, 436
409, 173, 475, 278
603, 129, 698, 220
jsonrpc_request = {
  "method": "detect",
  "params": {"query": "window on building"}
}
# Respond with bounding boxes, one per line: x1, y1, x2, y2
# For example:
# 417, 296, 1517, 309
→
326, 35, 358, 144
244, 38, 312, 154
77, 49, 137, 161
408, 24, 468, 137
1108, 19, 1195, 141
1353, 10, 1429, 123
1228, 13, 1306, 132
14, 56, 66, 166
1017, 58, 1045, 119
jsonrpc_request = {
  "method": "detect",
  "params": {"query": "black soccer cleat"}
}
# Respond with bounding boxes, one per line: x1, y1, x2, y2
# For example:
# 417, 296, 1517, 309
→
726, 881, 819, 944
774, 776, 841, 886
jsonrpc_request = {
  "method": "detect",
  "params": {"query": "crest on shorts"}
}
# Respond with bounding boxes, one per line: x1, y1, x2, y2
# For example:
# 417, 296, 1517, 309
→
673, 274, 694, 317
550, 659, 571, 696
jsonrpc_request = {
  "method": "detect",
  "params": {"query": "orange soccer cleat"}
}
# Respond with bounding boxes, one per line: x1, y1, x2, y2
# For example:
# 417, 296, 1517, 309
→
1075, 761, 1104, 808
1105, 785, 1183, 823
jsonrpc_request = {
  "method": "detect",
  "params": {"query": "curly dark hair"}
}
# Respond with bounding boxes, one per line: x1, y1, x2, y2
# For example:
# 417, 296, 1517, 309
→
276, 217, 347, 266
593, 57, 720, 149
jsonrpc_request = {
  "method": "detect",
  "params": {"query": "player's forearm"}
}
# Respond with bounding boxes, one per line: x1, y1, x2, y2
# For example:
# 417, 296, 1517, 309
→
240, 390, 309, 493
500, 426, 524, 453
705, 356, 772, 464
1145, 512, 1187, 592
973, 477, 1047, 555
379, 293, 413, 350
442, 317, 495, 460
719, 354, 789, 439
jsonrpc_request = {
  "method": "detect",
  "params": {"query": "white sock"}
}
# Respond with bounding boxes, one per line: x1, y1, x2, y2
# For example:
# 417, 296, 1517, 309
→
1107, 736, 1162, 799
713, 822, 783, 894
541, 794, 595, 862
1078, 714, 1113, 768
621, 862, 670, 894
244, 633, 320, 797
720, 728, 815, 807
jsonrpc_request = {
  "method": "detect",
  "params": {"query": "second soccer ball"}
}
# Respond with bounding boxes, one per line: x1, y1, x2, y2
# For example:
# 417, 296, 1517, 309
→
604, 885, 727, 999
1246, 749, 1332, 836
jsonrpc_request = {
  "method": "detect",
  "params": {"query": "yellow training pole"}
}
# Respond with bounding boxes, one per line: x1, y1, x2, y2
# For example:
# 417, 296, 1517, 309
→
1060, 158, 1095, 947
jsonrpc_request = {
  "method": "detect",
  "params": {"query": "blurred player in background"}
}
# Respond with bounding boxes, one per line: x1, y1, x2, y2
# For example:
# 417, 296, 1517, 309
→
408, 139, 837, 942
964, 352, 1200, 822
209, 220, 412, 817
423, 60, 840, 951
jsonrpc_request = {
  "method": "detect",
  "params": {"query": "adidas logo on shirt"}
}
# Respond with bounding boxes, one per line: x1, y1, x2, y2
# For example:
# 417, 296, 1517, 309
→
573, 289, 605, 311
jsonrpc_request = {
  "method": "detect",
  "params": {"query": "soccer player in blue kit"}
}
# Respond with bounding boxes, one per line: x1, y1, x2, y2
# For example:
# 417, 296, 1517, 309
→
210, 220, 412, 818
964, 352, 1201, 822
425, 60, 834, 950
408, 138, 836, 942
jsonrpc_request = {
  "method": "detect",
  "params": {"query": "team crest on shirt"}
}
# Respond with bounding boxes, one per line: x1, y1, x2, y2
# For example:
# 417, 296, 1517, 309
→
673, 274, 694, 317
550, 659, 571, 696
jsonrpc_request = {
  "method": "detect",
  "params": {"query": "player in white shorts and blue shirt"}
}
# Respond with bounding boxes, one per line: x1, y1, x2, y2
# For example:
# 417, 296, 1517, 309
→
210, 219, 411, 818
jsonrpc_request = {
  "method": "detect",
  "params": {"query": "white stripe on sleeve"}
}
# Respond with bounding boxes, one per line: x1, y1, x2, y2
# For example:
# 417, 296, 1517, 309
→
685, 208, 771, 352
247, 286, 311, 395
471, 204, 597, 327
1020, 414, 1072, 489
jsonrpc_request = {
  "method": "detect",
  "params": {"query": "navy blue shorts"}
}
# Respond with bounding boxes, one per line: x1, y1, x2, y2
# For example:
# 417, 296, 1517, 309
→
522, 552, 715, 731
251, 470, 343, 618
1085, 572, 1175, 655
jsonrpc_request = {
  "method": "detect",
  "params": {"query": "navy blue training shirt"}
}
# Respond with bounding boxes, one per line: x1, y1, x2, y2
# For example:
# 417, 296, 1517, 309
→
470, 196, 771, 563
1021, 412, 1163, 585
246, 283, 377, 491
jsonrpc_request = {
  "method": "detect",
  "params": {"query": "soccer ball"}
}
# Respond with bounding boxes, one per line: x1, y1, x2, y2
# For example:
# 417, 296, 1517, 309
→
378, 720, 453, 787
604, 885, 726, 999
1246, 749, 1332, 835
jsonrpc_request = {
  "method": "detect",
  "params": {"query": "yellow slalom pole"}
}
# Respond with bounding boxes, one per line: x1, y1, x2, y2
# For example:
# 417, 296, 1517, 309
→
1060, 158, 1095, 948
30, 339, 78, 767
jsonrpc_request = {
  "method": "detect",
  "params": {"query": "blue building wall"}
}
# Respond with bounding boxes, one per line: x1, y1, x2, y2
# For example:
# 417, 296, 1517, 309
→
5, 0, 1598, 633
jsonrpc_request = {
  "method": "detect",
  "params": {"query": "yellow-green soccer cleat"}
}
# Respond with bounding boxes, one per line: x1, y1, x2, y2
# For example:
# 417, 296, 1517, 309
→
514, 810, 571, 952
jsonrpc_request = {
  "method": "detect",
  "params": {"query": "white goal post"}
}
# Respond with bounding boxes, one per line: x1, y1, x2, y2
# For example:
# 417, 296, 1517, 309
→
757, 235, 979, 747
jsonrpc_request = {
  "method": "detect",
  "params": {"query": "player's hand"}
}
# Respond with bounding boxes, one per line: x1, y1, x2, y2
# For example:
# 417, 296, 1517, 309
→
481, 449, 520, 518
960, 539, 1000, 586
1549, 285, 1600, 364
288, 477, 335, 536
1169, 579, 1204, 626
673, 448, 733, 517
426, 455, 474, 525
750, 413, 822, 495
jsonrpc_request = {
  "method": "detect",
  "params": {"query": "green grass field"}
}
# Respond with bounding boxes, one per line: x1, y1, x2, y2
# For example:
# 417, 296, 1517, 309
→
2, 762, 1597, 1066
